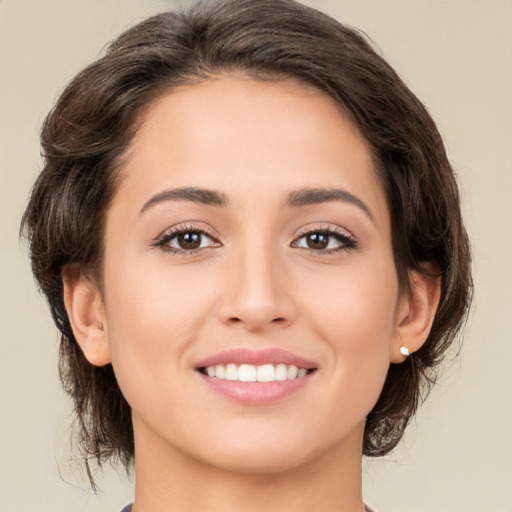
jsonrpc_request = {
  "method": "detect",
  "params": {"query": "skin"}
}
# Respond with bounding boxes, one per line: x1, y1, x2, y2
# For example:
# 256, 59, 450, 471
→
63, 75, 440, 512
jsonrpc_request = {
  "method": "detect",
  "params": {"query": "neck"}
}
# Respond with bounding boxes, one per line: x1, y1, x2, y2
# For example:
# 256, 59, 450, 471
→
131, 418, 365, 512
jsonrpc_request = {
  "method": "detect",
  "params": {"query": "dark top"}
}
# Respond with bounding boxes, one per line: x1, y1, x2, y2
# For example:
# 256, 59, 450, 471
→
121, 503, 377, 511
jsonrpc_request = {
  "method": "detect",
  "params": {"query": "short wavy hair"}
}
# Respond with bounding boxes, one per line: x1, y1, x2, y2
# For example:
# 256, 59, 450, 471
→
21, 0, 472, 481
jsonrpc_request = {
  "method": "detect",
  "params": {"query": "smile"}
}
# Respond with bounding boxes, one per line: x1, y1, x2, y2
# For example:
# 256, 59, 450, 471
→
195, 348, 318, 404
200, 363, 312, 382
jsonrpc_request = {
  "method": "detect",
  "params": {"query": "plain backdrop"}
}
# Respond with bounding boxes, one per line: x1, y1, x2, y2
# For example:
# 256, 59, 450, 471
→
1, 1, 511, 511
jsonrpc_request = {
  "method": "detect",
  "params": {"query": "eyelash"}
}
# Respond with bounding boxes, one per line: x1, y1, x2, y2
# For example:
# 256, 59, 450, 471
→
292, 225, 357, 254
153, 224, 220, 255
153, 224, 357, 256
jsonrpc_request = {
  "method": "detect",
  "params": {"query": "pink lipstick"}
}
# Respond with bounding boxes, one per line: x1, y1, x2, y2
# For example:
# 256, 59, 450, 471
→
195, 348, 317, 405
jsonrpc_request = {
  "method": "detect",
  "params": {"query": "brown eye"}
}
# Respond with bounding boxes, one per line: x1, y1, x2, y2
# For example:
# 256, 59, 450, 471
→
305, 233, 329, 250
294, 228, 356, 253
177, 232, 202, 250
157, 228, 220, 253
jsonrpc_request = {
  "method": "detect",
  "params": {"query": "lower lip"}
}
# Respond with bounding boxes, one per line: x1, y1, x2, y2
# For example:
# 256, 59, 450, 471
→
197, 372, 314, 405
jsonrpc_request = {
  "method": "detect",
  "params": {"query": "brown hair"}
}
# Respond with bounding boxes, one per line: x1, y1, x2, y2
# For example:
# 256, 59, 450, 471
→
21, 0, 472, 481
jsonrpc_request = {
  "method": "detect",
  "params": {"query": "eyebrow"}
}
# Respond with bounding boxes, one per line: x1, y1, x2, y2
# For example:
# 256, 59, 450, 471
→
140, 187, 229, 213
286, 188, 374, 222
140, 186, 374, 222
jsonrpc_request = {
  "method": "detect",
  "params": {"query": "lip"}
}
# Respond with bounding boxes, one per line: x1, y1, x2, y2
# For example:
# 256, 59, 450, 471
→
194, 348, 318, 405
198, 374, 315, 405
194, 348, 317, 370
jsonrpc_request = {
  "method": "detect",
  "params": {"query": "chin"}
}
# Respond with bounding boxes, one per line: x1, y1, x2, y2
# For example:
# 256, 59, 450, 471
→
202, 443, 314, 475
189, 420, 355, 476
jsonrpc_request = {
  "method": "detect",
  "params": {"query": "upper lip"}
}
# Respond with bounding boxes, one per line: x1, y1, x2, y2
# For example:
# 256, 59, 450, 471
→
195, 348, 318, 370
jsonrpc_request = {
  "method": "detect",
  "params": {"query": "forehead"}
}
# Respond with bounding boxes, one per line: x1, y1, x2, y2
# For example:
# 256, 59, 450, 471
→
115, 74, 388, 231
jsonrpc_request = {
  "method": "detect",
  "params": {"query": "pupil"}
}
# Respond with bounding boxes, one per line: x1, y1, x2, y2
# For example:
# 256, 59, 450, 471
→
307, 233, 328, 249
178, 232, 201, 249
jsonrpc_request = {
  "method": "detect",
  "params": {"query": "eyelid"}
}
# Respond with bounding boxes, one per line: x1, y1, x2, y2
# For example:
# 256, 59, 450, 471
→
291, 224, 357, 254
294, 223, 354, 240
152, 222, 357, 256
153, 223, 221, 253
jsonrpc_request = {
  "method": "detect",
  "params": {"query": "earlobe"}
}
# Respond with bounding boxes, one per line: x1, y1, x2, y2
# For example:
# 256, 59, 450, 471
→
62, 266, 111, 366
391, 267, 441, 364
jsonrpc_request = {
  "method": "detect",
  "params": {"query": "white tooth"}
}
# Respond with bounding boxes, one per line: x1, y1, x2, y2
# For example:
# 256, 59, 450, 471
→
239, 364, 257, 382
275, 364, 288, 381
225, 363, 239, 380
257, 364, 275, 382
206, 366, 216, 377
287, 365, 298, 379
215, 365, 225, 379
297, 368, 307, 378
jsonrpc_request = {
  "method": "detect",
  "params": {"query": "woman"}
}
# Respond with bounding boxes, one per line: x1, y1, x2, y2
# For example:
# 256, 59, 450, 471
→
21, 0, 472, 510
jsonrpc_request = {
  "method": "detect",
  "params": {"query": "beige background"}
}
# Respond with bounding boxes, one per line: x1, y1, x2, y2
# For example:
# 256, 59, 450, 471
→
1, 1, 511, 511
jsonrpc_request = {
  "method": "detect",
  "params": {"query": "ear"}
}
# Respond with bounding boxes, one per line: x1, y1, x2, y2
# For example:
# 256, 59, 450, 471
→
62, 265, 111, 366
391, 266, 441, 364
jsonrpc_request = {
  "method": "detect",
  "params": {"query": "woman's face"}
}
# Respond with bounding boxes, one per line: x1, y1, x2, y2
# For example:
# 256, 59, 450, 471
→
99, 75, 403, 473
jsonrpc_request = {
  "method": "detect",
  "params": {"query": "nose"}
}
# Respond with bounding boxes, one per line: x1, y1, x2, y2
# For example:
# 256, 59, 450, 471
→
218, 243, 297, 333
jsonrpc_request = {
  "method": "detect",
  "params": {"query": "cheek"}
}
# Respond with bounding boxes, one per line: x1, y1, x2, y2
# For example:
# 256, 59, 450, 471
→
101, 256, 220, 405
305, 253, 399, 341
303, 258, 399, 406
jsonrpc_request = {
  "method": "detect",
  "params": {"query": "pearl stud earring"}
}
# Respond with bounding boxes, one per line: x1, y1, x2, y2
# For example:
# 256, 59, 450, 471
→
399, 346, 410, 358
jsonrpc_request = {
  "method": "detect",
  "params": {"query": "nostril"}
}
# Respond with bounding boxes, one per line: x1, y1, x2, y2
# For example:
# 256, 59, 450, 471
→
224, 315, 290, 330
